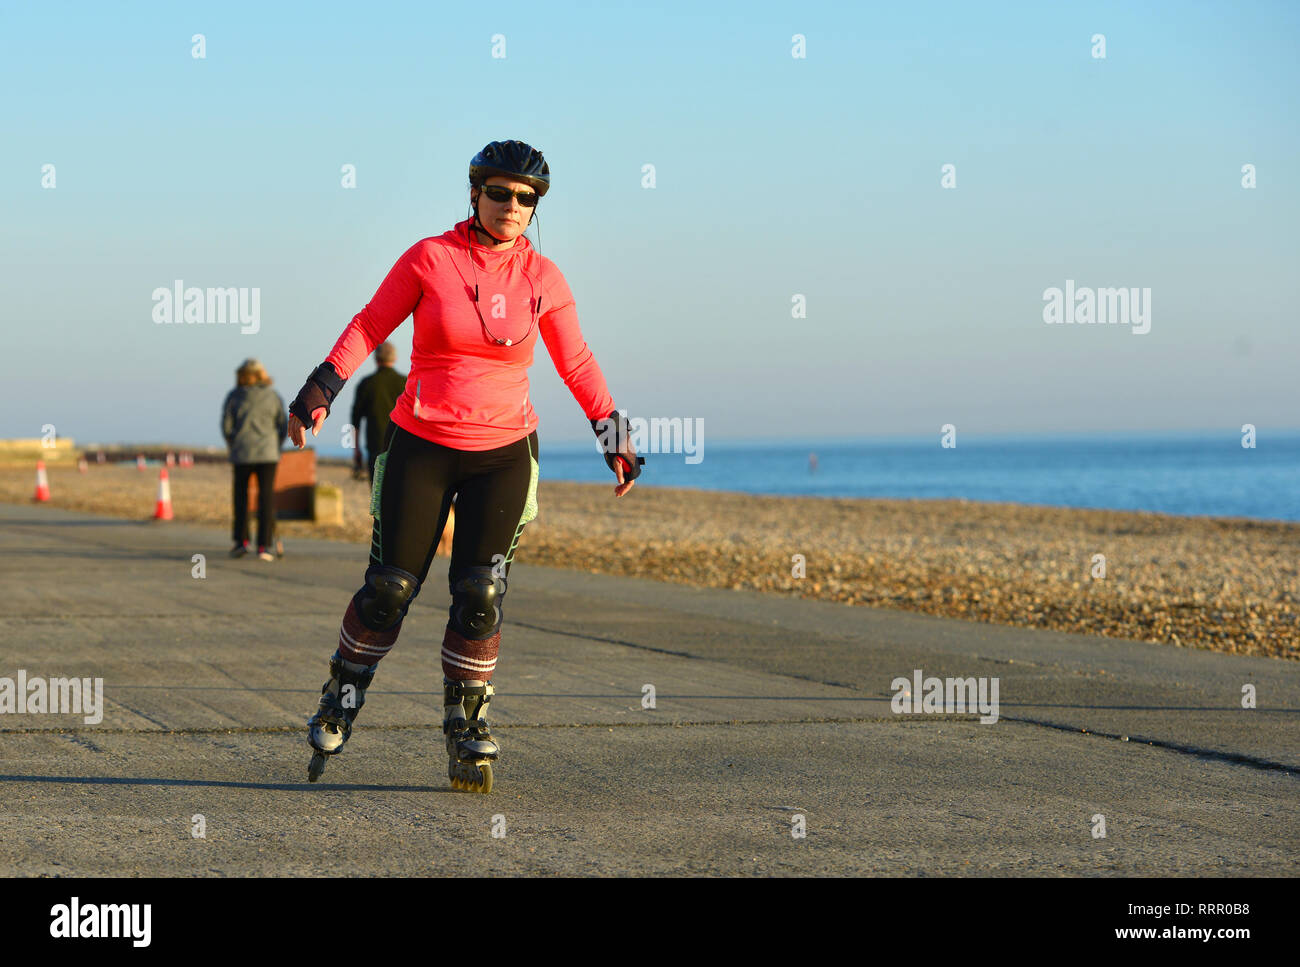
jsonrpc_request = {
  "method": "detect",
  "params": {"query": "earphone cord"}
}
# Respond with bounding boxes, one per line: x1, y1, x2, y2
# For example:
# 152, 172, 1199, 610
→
464, 212, 542, 347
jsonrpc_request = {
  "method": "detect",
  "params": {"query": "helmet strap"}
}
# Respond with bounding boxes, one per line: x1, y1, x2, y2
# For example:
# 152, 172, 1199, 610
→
470, 201, 510, 245
470, 193, 534, 246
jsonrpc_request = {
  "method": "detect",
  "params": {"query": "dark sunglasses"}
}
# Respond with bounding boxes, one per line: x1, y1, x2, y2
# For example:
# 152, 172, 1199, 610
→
480, 185, 539, 207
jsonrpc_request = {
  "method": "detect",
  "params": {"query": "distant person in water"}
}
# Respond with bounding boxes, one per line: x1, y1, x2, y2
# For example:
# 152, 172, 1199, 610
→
221, 358, 287, 560
809, 452, 818, 474
350, 341, 406, 484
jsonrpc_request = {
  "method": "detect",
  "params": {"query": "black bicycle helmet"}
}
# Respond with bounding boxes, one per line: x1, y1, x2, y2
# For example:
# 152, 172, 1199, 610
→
469, 140, 550, 197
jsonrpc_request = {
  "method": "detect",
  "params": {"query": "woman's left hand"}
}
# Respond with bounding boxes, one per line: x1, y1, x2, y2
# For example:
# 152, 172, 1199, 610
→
613, 456, 636, 497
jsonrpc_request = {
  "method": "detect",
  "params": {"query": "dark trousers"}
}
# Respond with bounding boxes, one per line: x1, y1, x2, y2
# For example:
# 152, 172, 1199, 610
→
365, 420, 398, 485
371, 425, 538, 589
232, 462, 278, 548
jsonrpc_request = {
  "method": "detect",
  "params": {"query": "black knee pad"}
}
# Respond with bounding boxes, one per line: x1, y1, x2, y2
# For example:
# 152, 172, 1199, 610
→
354, 564, 420, 632
448, 565, 505, 639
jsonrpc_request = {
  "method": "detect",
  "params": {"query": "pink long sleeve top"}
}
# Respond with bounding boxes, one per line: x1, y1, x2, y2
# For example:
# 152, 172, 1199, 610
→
324, 218, 615, 451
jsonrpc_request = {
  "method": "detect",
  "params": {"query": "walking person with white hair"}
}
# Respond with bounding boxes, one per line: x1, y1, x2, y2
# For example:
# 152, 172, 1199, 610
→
221, 358, 288, 561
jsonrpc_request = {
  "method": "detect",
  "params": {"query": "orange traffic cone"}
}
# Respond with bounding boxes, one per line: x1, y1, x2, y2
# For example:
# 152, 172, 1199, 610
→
78, 457, 89, 473
136, 454, 146, 471
154, 468, 174, 520
34, 461, 50, 502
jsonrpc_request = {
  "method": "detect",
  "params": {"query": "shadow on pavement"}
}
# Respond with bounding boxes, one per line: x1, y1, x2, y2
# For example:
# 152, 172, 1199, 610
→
0, 773, 444, 793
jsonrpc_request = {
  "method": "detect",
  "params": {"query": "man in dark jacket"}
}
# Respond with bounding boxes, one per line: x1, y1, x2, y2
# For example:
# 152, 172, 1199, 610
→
350, 342, 406, 483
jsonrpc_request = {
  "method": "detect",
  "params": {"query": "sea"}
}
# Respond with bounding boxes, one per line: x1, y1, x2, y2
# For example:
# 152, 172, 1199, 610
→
318, 430, 1300, 523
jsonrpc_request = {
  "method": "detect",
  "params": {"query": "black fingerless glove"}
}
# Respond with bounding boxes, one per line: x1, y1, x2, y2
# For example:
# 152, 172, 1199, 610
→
289, 362, 346, 426
591, 409, 645, 481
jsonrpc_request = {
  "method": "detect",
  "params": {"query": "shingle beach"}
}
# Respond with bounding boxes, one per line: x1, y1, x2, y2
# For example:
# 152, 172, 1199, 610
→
4, 459, 1295, 660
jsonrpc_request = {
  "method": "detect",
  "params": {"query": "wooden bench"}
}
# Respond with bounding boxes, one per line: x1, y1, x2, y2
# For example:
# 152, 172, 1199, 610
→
247, 449, 315, 520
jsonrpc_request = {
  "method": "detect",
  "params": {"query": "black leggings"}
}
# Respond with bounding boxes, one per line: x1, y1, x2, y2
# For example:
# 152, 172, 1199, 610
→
232, 462, 277, 547
369, 425, 539, 592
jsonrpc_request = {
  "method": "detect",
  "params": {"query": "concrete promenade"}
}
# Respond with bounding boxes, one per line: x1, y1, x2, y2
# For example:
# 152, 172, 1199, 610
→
0, 502, 1295, 876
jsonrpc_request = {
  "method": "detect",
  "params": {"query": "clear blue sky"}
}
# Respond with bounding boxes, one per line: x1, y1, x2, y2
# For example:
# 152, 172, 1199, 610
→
2, 0, 1296, 447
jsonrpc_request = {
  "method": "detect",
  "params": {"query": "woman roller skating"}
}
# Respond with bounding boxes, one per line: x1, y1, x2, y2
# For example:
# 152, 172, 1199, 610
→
287, 140, 643, 791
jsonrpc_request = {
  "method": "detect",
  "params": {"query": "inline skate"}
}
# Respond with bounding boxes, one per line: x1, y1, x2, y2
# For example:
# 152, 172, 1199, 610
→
443, 678, 498, 793
306, 650, 376, 782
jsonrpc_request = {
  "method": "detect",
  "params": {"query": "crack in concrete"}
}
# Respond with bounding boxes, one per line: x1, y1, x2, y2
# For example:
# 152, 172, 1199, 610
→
4, 717, 1295, 775
995, 714, 1297, 775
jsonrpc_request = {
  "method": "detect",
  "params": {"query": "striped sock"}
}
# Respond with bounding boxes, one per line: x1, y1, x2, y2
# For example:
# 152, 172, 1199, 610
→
337, 598, 401, 666
441, 627, 499, 680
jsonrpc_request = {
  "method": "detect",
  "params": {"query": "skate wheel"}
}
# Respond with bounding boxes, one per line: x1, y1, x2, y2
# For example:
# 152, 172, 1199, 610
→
308, 752, 327, 782
448, 761, 493, 794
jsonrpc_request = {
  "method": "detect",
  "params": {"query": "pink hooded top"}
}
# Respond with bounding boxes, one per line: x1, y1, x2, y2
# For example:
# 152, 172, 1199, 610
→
324, 218, 614, 451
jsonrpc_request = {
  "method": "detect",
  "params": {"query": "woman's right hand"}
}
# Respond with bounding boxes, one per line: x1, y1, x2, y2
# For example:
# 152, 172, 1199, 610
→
288, 407, 327, 448
288, 362, 345, 447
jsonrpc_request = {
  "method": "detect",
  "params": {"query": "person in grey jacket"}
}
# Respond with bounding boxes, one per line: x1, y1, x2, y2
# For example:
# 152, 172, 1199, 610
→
222, 358, 288, 560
